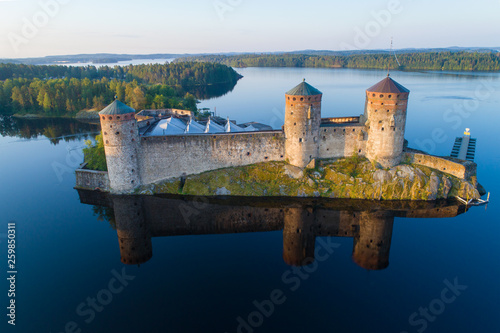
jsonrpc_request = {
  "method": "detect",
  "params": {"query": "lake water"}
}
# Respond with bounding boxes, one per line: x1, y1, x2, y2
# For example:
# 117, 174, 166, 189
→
1, 68, 499, 333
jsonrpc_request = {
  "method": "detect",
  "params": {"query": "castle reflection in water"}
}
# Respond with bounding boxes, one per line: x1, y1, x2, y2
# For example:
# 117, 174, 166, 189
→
77, 190, 467, 270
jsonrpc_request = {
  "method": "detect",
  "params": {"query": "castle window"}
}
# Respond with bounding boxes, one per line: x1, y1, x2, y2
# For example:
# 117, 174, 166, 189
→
375, 110, 377, 112
131, 169, 135, 173
293, 97, 296, 101
393, 128, 396, 131
294, 122, 296, 126
396, 103, 398, 105
343, 129, 345, 132
132, 138, 135, 142
110, 125, 113, 128
324, 129, 326, 132
291, 111, 293, 115
280, 155, 283, 158
131, 180, 134, 184
265, 156, 268, 159
380, 94, 384, 98
353, 129, 355, 132
108, 117, 112, 120
247, 152, 251, 156
115, 132, 120, 135
291, 104, 293, 106
299, 138, 303, 143
300, 97, 304, 101
104, 132, 107, 135
387, 110, 389, 112
372, 93, 375, 97
314, 137, 317, 143
106, 140, 109, 144
308, 97, 311, 101
388, 95, 392, 98
381, 103, 384, 105
379, 120, 382, 124
323, 136, 326, 140
359, 149, 362, 153
334, 129, 336, 132
397, 94, 400, 98
117, 116, 120, 119
288, 97, 290, 100
382, 127, 384, 131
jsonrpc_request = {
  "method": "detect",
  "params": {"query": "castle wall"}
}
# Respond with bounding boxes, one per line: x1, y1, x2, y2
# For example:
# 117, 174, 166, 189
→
318, 124, 367, 159
75, 167, 110, 192
138, 131, 285, 185
406, 152, 477, 180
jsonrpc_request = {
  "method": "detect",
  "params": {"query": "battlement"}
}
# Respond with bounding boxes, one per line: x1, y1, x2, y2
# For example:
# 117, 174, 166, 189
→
321, 116, 360, 125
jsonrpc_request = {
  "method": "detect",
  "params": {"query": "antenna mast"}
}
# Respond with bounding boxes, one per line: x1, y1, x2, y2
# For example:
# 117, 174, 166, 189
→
391, 37, 401, 67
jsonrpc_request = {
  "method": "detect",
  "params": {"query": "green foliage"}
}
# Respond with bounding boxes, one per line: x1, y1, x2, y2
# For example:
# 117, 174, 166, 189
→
83, 133, 107, 171
335, 153, 365, 178
176, 51, 500, 71
0, 62, 241, 116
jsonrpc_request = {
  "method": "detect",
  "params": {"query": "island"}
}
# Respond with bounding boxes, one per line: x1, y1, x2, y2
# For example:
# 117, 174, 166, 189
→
75, 75, 483, 201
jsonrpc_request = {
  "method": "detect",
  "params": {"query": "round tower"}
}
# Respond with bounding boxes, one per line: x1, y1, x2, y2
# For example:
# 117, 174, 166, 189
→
352, 211, 394, 270
282, 207, 316, 266
284, 79, 322, 168
113, 196, 152, 265
99, 100, 141, 193
364, 75, 410, 168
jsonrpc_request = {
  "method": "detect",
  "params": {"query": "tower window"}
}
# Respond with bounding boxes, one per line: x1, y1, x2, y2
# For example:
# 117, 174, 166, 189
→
291, 111, 293, 115
387, 110, 389, 112
115, 132, 120, 135
381, 103, 384, 105
104, 132, 107, 135
293, 97, 296, 101
359, 149, 362, 153
393, 128, 396, 131
353, 129, 355, 132
397, 95, 400, 98
388, 95, 392, 98
375, 110, 378, 112
288, 97, 290, 100
380, 94, 384, 98
108, 117, 112, 120
294, 122, 296, 126
117, 116, 120, 119
247, 152, 251, 156
106, 141, 109, 144
372, 93, 375, 97
382, 127, 384, 131
299, 138, 303, 142
334, 129, 336, 132
300, 97, 304, 101
308, 97, 311, 101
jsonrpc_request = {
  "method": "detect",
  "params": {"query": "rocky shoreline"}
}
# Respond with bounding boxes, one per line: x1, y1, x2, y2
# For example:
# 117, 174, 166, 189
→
135, 158, 484, 201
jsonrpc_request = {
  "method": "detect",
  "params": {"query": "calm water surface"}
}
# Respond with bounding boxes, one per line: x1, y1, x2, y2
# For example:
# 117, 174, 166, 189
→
1, 68, 499, 333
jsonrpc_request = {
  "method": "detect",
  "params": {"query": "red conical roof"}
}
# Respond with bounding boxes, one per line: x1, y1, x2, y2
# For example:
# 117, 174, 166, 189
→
367, 76, 409, 93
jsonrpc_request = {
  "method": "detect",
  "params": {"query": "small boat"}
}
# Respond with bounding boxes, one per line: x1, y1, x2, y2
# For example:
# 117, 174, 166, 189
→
456, 192, 490, 206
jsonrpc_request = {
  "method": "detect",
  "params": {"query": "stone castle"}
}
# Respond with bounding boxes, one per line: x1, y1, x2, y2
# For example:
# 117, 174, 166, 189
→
94, 76, 474, 194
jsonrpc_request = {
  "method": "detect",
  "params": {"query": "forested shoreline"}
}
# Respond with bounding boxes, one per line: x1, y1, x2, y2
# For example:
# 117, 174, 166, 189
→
174, 51, 500, 71
0, 62, 241, 117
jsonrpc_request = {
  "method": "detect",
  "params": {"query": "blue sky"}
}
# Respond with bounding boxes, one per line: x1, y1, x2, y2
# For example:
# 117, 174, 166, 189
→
0, 0, 499, 58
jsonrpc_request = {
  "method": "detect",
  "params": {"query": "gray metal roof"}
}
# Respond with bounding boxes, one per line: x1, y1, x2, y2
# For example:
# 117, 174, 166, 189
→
99, 100, 136, 115
366, 76, 410, 93
286, 79, 322, 96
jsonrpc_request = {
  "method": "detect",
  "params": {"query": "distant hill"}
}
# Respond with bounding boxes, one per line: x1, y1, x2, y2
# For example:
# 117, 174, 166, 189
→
1, 47, 499, 65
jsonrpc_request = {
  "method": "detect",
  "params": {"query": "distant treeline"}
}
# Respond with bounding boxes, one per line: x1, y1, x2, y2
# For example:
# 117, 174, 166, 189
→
174, 52, 500, 71
0, 62, 241, 116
